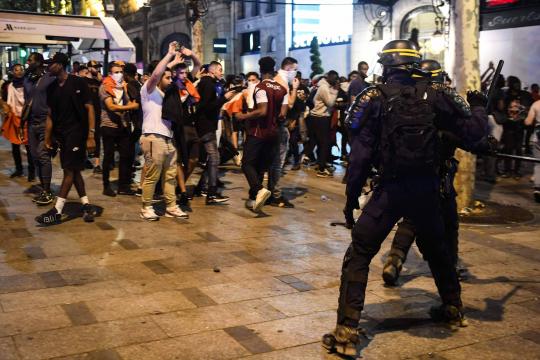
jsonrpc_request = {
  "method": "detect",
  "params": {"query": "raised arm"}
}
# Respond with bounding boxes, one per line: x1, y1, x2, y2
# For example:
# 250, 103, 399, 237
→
180, 47, 202, 77
146, 42, 177, 94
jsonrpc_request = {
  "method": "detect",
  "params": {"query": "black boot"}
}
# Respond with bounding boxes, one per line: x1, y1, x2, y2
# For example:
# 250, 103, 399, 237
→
429, 304, 468, 330
322, 324, 371, 358
382, 255, 403, 286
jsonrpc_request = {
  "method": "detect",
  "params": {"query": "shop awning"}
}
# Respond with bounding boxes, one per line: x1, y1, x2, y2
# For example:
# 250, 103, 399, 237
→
0, 10, 134, 53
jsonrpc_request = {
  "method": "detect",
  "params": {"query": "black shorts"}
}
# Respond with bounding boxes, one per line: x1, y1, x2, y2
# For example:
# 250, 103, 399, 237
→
57, 128, 87, 171
183, 125, 200, 161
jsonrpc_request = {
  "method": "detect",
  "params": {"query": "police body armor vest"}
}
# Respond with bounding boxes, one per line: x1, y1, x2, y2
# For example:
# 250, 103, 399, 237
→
377, 82, 439, 178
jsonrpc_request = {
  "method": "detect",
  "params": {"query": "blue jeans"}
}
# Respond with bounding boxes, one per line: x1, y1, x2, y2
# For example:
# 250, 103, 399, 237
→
28, 122, 51, 186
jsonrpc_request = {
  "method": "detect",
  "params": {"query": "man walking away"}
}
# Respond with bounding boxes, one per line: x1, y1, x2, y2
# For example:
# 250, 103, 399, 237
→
35, 53, 96, 225
23, 53, 57, 205
235, 57, 288, 213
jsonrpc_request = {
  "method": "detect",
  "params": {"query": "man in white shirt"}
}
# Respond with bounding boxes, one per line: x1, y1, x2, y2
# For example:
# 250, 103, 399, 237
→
139, 42, 188, 220
524, 99, 540, 202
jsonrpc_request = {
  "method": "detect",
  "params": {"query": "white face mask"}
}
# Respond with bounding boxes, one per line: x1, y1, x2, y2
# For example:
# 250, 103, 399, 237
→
247, 81, 257, 91
287, 70, 297, 82
111, 72, 123, 84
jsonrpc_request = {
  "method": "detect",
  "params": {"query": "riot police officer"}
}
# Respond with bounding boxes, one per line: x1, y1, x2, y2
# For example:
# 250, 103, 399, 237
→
322, 40, 488, 357
381, 59, 487, 286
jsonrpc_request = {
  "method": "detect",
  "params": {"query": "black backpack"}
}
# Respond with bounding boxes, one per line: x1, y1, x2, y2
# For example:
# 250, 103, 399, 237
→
378, 83, 439, 177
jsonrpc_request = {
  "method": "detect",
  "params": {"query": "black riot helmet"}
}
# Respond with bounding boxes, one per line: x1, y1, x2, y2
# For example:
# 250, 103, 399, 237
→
377, 40, 422, 67
412, 59, 446, 83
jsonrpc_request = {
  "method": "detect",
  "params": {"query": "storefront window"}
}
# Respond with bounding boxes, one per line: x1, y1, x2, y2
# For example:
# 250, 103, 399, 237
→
400, 6, 446, 65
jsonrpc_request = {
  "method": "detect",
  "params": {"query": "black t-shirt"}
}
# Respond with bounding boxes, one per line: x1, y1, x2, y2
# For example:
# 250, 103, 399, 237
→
288, 84, 309, 120
83, 77, 101, 115
47, 75, 91, 134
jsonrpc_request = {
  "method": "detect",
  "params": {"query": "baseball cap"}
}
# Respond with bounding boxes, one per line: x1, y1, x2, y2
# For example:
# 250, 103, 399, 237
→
87, 60, 102, 68
44, 52, 70, 67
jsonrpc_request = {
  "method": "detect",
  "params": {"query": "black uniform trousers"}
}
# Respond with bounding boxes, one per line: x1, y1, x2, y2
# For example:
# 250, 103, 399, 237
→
337, 176, 462, 325
388, 190, 459, 268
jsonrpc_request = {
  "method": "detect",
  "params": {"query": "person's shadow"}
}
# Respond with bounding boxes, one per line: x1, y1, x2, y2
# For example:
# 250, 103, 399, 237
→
36, 202, 104, 226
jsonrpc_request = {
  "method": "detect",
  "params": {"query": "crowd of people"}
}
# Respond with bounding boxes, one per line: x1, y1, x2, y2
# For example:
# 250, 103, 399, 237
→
0, 42, 379, 224
0, 42, 539, 227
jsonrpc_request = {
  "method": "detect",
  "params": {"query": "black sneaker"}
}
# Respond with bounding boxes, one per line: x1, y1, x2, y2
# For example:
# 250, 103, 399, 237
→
178, 192, 190, 206
291, 164, 301, 171
193, 188, 208, 197
35, 191, 55, 206
82, 204, 95, 222
316, 169, 333, 178
93, 165, 103, 174
206, 194, 229, 205
10, 170, 23, 178
27, 171, 36, 182
36, 208, 62, 225
84, 159, 94, 170
117, 187, 136, 196
135, 188, 142, 197
103, 186, 116, 197
269, 195, 295, 208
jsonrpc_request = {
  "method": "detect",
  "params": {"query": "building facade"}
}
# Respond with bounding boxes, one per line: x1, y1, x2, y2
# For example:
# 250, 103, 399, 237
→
351, 0, 540, 86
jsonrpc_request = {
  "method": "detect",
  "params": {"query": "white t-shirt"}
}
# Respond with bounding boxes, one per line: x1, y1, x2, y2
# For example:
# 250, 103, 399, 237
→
528, 100, 540, 142
255, 87, 289, 105
141, 83, 173, 138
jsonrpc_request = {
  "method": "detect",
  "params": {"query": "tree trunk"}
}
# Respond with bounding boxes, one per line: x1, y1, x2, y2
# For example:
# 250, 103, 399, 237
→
192, 19, 204, 64
452, 0, 481, 211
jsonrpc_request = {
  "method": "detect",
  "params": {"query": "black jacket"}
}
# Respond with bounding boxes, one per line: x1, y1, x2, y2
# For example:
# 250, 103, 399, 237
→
195, 76, 226, 137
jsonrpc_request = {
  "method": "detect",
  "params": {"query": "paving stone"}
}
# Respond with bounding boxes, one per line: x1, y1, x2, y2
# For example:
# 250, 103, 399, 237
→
84, 290, 196, 322
200, 277, 298, 304
0, 306, 72, 337
0, 281, 128, 312
14, 316, 166, 360
116, 330, 250, 359
224, 325, 274, 354
0, 336, 19, 360
38, 271, 67, 288
61, 302, 98, 326
180, 287, 218, 307
23, 247, 46, 260
241, 342, 334, 360
117, 239, 140, 250
152, 299, 286, 337
0, 274, 44, 294
142, 260, 174, 275
436, 335, 540, 359
245, 310, 335, 350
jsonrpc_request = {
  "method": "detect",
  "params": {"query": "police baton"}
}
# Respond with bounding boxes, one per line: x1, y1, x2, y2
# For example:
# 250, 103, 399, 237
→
485, 60, 504, 113
491, 153, 540, 163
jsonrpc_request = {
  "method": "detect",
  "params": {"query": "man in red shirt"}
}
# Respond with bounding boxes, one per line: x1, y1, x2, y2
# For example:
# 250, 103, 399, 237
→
235, 57, 289, 212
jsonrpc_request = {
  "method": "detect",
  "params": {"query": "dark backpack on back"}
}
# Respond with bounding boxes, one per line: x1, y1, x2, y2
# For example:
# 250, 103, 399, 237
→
378, 83, 439, 177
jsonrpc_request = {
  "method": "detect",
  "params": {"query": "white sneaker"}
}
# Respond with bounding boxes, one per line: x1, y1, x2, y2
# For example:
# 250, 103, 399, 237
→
233, 153, 242, 166
140, 206, 159, 221
254, 188, 271, 213
165, 205, 189, 219
245, 199, 255, 210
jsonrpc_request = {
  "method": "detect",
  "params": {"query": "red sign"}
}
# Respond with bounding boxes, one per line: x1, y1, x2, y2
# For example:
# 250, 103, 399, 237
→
486, 0, 519, 6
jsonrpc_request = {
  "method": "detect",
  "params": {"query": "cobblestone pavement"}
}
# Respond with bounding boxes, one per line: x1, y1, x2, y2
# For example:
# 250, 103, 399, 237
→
0, 140, 539, 360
